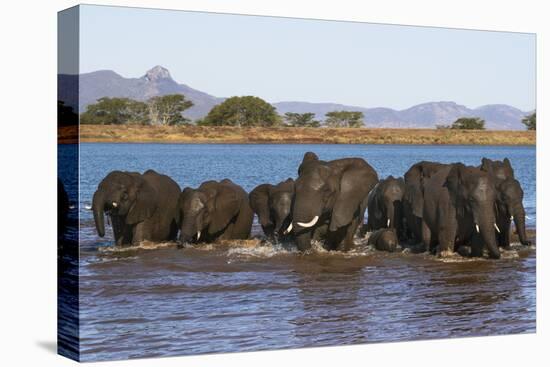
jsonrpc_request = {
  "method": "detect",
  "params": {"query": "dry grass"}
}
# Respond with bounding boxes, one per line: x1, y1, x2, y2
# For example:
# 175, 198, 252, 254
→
59, 124, 535, 145
58, 125, 79, 144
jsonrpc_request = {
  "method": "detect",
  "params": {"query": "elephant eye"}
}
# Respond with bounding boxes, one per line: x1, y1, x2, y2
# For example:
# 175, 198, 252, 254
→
121, 192, 129, 201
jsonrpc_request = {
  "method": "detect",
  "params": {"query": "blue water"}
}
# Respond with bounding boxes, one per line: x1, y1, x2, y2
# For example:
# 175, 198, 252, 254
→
78, 144, 536, 227
58, 143, 536, 361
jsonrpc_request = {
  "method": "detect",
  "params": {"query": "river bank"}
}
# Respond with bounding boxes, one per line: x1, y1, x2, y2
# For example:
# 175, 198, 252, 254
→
59, 125, 536, 145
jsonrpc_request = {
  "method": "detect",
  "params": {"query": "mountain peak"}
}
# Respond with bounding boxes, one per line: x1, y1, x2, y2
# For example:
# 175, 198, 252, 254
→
143, 65, 172, 82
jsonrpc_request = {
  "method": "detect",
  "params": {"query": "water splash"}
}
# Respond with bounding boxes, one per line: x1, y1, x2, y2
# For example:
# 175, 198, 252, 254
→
97, 241, 178, 254
91, 235, 535, 262
227, 241, 297, 259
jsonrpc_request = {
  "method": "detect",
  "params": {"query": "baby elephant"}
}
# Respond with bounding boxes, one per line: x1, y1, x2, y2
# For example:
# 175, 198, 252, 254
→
367, 228, 399, 252
363, 175, 405, 238
249, 178, 295, 241
177, 179, 253, 245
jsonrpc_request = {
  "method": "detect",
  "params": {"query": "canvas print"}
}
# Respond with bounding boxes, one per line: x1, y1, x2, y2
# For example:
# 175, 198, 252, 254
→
57, 5, 536, 362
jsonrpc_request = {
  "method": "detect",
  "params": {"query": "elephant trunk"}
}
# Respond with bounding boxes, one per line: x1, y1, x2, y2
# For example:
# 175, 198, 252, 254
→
179, 216, 201, 244
92, 189, 106, 237
259, 215, 274, 237
293, 193, 322, 230
274, 216, 287, 235
256, 207, 272, 230
511, 204, 529, 246
477, 210, 500, 259
294, 231, 312, 252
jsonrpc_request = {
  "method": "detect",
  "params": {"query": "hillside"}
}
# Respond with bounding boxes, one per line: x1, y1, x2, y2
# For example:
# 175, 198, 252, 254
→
58, 66, 532, 130
60, 66, 223, 120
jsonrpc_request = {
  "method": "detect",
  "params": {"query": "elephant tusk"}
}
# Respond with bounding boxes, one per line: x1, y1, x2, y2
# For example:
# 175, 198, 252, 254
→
112, 202, 118, 208
85, 205, 92, 210
387, 218, 391, 227
284, 222, 293, 234
297, 216, 319, 228
197, 231, 201, 241
494, 223, 501, 233
525, 215, 531, 220
475, 224, 480, 233
510, 215, 514, 221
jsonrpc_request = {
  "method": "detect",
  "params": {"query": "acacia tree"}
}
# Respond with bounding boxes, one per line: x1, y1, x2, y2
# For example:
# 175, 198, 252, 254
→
80, 94, 193, 125
283, 112, 320, 127
522, 112, 536, 130
325, 111, 364, 128
450, 117, 485, 130
147, 94, 193, 125
80, 97, 147, 125
201, 96, 280, 127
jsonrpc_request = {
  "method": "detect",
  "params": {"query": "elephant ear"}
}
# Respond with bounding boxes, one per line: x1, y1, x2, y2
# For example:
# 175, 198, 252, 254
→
412, 186, 424, 218
444, 164, 466, 212
249, 184, 273, 228
404, 182, 424, 218
329, 168, 372, 231
503, 158, 515, 177
126, 177, 158, 225
207, 187, 241, 235
367, 183, 383, 220
404, 166, 424, 217
322, 170, 339, 208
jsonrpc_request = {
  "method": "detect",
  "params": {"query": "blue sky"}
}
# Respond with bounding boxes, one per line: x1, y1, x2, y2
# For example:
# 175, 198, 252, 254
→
79, 5, 536, 111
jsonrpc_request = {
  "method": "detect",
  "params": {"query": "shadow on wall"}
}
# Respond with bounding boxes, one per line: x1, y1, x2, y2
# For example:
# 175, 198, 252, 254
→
35, 340, 57, 354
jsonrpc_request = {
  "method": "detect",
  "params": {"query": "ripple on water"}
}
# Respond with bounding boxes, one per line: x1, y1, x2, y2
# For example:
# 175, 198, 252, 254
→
77, 235, 536, 362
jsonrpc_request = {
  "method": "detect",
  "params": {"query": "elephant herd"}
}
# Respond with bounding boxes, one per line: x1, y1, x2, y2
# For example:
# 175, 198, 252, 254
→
91, 152, 531, 259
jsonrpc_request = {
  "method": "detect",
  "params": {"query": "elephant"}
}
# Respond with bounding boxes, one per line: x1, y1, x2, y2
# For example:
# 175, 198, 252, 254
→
249, 178, 295, 241
290, 152, 379, 252
177, 179, 253, 245
362, 175, 405, 238
479, 157, 530, 247
494, 177, 531, 247
92, 170, 181, 245
422, 163, 500, 259
403, 161, 448, 243
367, 228, 399, 252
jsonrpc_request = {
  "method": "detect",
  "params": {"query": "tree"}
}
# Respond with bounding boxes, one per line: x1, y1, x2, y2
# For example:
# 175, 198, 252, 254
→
522, 111, 536, 130
325, 111, 364, 128
80, 97, 147, 125
450, 117, 485, 130
283, 112, 320, 127
58, 100, 78, 126
128, 100, 149, 124
202, 96, 280, 127
147, 94, 193, 125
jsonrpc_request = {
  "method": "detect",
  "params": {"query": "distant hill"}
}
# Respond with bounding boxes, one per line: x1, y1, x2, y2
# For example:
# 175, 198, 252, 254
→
274, 101, 531, 130
58, 66, 532, 130
59, 66, 223, 120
